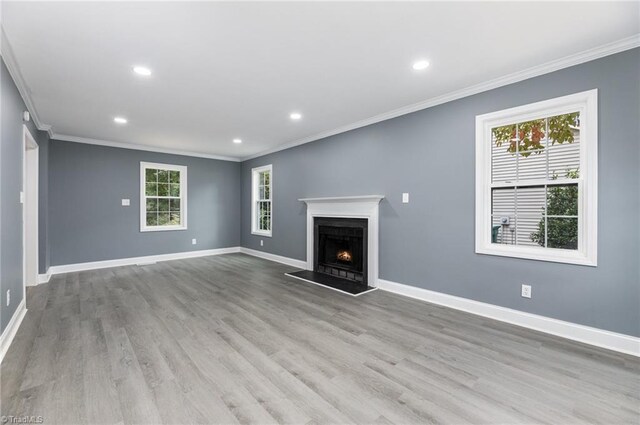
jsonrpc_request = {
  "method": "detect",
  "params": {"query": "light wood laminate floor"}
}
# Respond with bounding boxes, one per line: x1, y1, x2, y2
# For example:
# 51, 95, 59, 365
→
1, 253, 638, 424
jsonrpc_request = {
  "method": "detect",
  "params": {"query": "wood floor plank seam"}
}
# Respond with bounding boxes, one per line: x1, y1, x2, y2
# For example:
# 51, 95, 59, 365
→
1, 253, 638, 425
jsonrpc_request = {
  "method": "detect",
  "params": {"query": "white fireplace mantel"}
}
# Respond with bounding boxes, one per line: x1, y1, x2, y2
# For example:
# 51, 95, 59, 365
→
298, 195, 385, 203
299, 195, 384, 287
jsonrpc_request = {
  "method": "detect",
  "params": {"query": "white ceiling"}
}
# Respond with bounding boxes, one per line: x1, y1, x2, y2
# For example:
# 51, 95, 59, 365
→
2, 2, 639, 161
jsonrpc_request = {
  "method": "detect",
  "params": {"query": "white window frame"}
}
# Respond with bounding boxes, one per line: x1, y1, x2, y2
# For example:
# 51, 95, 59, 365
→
475, 89, 597, 266
251, 164, 273, 237
140, 161, 188, 232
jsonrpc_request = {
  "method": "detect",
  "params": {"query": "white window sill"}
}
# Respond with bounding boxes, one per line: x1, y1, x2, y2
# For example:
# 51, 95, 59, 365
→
141, 226, 188, 233
476, 244, 596, 266
252, 231, 272, 237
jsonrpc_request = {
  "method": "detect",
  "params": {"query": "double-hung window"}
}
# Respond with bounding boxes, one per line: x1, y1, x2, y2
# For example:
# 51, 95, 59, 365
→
140, 162, 187, 232
475, 90, 597, 265
251, 164, 272, 236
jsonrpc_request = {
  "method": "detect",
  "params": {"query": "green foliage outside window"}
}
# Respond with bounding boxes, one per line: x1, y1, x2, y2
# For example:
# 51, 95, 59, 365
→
530, 170, 579, 249
493, 112, 580, 250
492, 113, 579, 157
145, 167, 182, 227
259, 204, 271, 231
258, 170, 271, 231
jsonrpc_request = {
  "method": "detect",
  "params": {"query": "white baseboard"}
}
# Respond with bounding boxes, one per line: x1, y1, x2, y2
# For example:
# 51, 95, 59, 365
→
34, 245, 640, 357
237, 249, 639, 356
46, 247, 241, 275
0, 298, 27, 364
378, 279, 640, 357
240, 247, 307, 269
34, 273, 51, 285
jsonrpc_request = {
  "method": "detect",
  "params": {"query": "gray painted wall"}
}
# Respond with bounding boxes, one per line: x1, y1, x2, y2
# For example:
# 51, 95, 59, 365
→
1, 56, 44, 334
48, 140, 241, 266
241, 48, 640, 337
37, 130, 49, 274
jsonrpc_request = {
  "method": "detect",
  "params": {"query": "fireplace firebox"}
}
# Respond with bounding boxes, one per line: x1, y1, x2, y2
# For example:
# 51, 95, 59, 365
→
314, 217, 368, 285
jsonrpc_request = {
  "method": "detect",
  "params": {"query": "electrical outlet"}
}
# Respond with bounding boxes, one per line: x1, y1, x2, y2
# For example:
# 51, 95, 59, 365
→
121, 199, 130, 206
521, 284, 532, 299
260, 240, 264, 247
192, 238, 197, 245
6, 290, 10, 306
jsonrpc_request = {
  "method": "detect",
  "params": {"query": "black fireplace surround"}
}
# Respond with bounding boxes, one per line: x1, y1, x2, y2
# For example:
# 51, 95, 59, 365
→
314, 217, 368, 285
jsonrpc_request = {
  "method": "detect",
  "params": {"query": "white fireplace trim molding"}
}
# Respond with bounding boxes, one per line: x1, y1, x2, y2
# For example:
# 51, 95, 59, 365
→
298, 195, 385, 287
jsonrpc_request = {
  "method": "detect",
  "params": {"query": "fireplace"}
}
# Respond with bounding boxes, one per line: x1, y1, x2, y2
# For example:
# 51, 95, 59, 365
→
314, 217, 368, 285
286, 195, 383, 296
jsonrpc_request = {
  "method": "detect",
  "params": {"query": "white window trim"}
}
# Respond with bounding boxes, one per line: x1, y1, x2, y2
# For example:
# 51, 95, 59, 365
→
251, 164, 273, 237
475, 89, 598, 266
140, 161, 188, 232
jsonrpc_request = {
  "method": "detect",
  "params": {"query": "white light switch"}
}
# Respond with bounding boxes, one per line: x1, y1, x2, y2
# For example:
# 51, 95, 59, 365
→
20, 192, 24, 204
121, 199, 130, 206
192, 239, 197, 245
402, 193, 409, 203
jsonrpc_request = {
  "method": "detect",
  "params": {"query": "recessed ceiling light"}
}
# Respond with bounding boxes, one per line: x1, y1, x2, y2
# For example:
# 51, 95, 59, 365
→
412, 60, 430, 71
233, 138, 242, 144
114, 117, 128, 124
133, 66, 152, 76
290, 112, 302, 120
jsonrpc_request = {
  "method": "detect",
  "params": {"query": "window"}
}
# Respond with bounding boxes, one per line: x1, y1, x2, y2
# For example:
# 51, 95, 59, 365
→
475, 90, 597, 266
140, 162, 187, 232
251, 164, 272, 236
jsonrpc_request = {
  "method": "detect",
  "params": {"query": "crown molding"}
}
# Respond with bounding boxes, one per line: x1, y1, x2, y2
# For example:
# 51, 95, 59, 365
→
2, 24, 638, 162
1, 26, 52, 137
242, 34, 640, 161
52, 134, 242, 162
